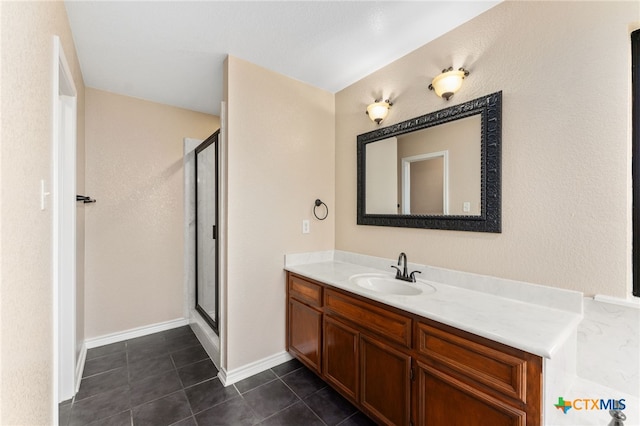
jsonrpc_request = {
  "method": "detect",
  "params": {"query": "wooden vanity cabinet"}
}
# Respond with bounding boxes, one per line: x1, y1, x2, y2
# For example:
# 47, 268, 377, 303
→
323, 315, 359, 401
413, 320, 542, 426
415, 362, 526, 426
285, 273, 542, 426
360, 333, 412, 425
324, 288, 412, 425
287, 274, 323, 374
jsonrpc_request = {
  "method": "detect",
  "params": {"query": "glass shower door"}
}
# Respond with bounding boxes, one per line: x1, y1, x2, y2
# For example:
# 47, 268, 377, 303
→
195, 131, 219, 332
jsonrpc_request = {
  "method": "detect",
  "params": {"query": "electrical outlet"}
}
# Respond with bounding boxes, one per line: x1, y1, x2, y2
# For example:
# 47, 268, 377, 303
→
302, 219, 310, 234
463, 202, 471, 213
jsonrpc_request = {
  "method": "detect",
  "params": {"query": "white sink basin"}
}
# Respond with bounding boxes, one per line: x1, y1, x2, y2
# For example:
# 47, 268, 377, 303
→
349, 273, 435, 296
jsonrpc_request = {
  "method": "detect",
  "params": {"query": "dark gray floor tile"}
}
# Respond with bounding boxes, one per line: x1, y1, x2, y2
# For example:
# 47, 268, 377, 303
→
84, 351, 128, 378
130, 369, 183, 407
86, 410, 132, 426
59, 400, 72, 426
177, 358, 218, 387
86, 342, 127, 361
76, 368, 129, 401
127, 340, 170, 363
195, 396, 259, 426
234, 369, 277, 394
281, 367, 326, 399
170, 344, 208, 368
304, 387, 357, 426
164, 333, 200, 352
258, 401, 324, 426
132, 391, 192, 426
162, 325, 194, 341
270, 359, 303, 377
184, 378, 239, 414
126, 333, 166, 349
69, 386, 131, 426
337, 412, 377, 426
170, 416, 197, 426
243, 379, 300, 420
128, 353, 175, 382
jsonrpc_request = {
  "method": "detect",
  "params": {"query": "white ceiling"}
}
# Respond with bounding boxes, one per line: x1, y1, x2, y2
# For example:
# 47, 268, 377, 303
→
64, 1, 499, 116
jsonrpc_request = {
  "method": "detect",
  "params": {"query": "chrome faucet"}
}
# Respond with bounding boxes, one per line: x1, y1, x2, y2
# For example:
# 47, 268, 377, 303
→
391, 252, 421, 283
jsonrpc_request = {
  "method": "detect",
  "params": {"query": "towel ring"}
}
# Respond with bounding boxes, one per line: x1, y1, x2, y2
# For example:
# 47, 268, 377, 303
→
313, 199, 328, 220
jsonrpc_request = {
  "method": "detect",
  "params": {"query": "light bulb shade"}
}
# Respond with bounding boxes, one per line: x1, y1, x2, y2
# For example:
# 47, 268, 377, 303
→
430, 68, 467, 100
366, 100, 391, 124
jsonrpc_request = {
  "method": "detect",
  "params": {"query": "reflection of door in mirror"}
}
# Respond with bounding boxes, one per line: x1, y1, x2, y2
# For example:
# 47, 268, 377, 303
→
365, 136, 398, 214
397, 115, 481, 216
401, 152, 448, 215
364, 114, 481, 216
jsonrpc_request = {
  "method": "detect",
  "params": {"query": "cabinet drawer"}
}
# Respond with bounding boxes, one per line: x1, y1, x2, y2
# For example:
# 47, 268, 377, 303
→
289, 274, 323, 307
325, 289, 412, 348
415, 322, 527, 402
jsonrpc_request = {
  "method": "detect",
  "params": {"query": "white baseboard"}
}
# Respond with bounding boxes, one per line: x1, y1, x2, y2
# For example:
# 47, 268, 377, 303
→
75, 342, 87, 393
190, 310, 221, 369
218, 351, 293, 387
84, 318, 189, 349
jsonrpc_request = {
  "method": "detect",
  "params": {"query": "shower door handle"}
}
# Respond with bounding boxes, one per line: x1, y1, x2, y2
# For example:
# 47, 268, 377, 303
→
212, 225, 217, 240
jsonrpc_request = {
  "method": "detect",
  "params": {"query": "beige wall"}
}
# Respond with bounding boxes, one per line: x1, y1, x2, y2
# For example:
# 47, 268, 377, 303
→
85, 89, 218, 338
336, 1, 638, 298
0, 1, 85, 423
224, 56, 335, 370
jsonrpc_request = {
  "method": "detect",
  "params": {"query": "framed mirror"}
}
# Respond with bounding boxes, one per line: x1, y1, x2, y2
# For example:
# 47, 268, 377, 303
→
357, 91, 501, 233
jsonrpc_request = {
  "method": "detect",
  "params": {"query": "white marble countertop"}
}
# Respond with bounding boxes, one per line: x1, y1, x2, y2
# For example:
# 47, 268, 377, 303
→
285, 251, 583, 359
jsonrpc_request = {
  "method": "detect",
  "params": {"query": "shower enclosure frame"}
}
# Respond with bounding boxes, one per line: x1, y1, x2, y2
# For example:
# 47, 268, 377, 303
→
194, 130, 220, 333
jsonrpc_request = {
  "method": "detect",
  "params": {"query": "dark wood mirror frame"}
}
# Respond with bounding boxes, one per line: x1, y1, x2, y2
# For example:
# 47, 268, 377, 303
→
357, 91, 502, 233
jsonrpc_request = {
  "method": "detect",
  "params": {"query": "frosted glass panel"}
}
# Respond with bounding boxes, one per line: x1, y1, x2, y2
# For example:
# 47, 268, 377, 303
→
195, 135, 218, 331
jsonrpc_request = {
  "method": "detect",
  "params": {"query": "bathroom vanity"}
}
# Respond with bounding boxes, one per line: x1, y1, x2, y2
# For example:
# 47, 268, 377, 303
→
284, 251, 583, 426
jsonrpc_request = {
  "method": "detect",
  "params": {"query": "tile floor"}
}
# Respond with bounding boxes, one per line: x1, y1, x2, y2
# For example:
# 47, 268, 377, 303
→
59, 326, 376, 426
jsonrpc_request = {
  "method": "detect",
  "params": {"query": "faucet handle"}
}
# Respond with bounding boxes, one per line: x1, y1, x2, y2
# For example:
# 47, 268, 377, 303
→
391, 265, 402, 278
409, 270, 422, 282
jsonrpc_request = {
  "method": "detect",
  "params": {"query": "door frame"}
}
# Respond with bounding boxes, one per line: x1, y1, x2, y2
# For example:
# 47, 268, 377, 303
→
52, 35, 78, 405
401, 150, 449, 215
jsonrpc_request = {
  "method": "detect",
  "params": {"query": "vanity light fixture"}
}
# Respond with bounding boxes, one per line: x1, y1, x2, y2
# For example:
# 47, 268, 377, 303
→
428, 67, 470, 100
366, 99, 393, 124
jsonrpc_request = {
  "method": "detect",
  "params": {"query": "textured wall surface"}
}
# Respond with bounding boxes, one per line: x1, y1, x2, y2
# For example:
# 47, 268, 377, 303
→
335, 1, 638, 298
0, 1, 85, 423
224, 56, 335, 370
84, 89, 218, 338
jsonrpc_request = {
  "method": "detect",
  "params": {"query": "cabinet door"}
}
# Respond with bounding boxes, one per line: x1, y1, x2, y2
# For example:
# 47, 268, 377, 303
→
288, 298, 322, 374
360, 334, 411, 426
415, 359, 526, 426
323, 315, 359, 401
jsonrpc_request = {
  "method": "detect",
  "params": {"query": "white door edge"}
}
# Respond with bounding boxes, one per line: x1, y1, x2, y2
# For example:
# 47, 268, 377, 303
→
52, 35, 78, 411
